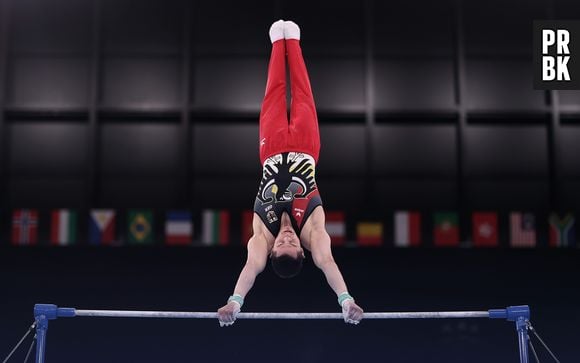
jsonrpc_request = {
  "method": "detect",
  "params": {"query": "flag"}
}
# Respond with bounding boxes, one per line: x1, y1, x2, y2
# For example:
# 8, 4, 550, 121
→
11, 209, 39, 245
433, 212, 459, 246
326, 211, 346, 246
356, 222, 383, 246
394, 211, 421, 247
241, 210, 254, 245
549, 213, 576, 247
50, 209, 77, 246
89, 209, 116, 245
510, 212, 536, 247
472, 212, 498, 247
202, 209, 230, 246
165, 210, 193, 245
128, 210, 153, 244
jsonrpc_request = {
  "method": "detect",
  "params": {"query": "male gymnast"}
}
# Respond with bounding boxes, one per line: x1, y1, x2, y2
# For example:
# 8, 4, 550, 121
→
217, 20, 364, 327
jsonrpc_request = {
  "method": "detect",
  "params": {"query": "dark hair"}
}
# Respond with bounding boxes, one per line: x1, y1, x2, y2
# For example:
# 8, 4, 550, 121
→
270, 252, 304, 278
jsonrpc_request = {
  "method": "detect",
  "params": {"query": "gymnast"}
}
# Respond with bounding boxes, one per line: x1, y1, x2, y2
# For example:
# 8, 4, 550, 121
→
217, 20, 364, 327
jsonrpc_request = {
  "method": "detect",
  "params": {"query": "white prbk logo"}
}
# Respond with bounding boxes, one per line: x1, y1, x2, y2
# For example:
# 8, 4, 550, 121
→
260, 138, 266, 147
542, 29, 571, 81
294, 208, 304, 218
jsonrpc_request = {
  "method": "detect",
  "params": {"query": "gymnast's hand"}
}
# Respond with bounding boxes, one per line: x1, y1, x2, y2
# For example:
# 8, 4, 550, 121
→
217, 301, 241, 327
342, 299, 364, 325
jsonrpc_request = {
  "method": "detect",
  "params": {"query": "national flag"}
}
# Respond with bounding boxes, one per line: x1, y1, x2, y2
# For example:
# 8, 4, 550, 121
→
326, 211, 346, 246
89, 209, 116, 245
394, 211, 421, 247
202, 209, 230, 246
433, 212, 459, 246
356, 222, 383, 246
549, 213, 576, 247
241, 210, 254, 245
50, 209, 77, 246
510, 212, 536, 247
165, 210, 193, 245
128, 210, 153, 244
11, 209, 39, 245
472, 212, 498, 247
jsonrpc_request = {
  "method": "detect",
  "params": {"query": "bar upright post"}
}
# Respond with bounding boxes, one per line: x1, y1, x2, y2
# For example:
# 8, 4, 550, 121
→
33, 306, 53, 363
516, 317, 529, 363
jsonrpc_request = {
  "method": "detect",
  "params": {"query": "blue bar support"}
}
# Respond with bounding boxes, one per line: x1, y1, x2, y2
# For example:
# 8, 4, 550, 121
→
489, 305, 531, 363
33, 303, 531, 363
517, 317, 530, 363
33, 308, 50, 363
33, 304, 75, 363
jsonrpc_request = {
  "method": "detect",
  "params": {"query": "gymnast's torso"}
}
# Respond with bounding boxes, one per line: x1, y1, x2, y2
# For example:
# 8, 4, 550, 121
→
253, 152, 322, 238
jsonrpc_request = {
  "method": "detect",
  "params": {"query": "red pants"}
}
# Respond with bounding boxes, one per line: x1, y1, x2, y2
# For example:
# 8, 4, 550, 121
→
259, 39, 320, 165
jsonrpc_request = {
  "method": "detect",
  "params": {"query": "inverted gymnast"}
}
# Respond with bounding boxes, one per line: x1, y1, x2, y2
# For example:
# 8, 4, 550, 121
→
217, 20, 364, 327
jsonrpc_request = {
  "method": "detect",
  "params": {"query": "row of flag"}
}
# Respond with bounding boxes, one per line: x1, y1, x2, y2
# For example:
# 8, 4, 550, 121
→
12, 209, 200, 246
8, 209, 577, 247
346, 211, 575, 248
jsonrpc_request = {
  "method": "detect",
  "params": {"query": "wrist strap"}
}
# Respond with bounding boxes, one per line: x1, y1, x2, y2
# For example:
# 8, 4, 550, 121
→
228, 294, 244, 308
338, 292, 354, 307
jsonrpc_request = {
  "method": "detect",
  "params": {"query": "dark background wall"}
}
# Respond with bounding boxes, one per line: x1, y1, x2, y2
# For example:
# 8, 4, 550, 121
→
0, 0, 579, 219
1, 0, 579, 362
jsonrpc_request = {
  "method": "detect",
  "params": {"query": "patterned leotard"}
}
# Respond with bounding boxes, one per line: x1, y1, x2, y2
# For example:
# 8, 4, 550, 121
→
253, 152, 322, 237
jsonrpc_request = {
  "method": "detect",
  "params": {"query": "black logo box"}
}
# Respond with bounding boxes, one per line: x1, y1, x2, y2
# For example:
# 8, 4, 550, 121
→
533, 20, 580, 90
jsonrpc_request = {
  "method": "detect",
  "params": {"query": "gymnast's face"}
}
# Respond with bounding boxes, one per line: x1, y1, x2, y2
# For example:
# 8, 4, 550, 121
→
272, 226, 304, 258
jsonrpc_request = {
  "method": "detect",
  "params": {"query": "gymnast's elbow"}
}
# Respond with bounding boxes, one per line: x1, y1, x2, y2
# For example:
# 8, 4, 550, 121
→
244, 256, 267, 275
244, 235, 268, 274
313, 254, 336, 271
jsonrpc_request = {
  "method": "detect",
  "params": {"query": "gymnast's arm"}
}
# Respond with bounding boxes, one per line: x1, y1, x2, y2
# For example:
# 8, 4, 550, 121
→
304, 207, 364, 323
217, 215, 270, 326
304, 207, 348, 293
232, 217, 270, 297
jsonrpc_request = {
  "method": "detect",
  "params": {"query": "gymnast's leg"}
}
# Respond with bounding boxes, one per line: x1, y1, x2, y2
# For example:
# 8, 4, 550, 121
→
259, 20, 289, 165
285, 21, 321, 163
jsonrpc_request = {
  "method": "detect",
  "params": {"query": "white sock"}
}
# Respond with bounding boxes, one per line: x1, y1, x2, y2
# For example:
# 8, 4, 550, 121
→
284, 21, 300, 40
269, 19, 285, 43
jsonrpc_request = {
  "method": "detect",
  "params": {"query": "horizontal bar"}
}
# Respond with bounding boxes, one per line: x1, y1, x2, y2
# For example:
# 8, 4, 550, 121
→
74, 310, 490, 319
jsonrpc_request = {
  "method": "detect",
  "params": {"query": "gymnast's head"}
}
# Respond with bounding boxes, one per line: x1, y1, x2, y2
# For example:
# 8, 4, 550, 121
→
270, 226, 304, 278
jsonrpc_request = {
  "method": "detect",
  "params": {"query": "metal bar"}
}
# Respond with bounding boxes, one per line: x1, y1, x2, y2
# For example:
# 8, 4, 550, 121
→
74, 310, 489, 319
35, 304, 529, 362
